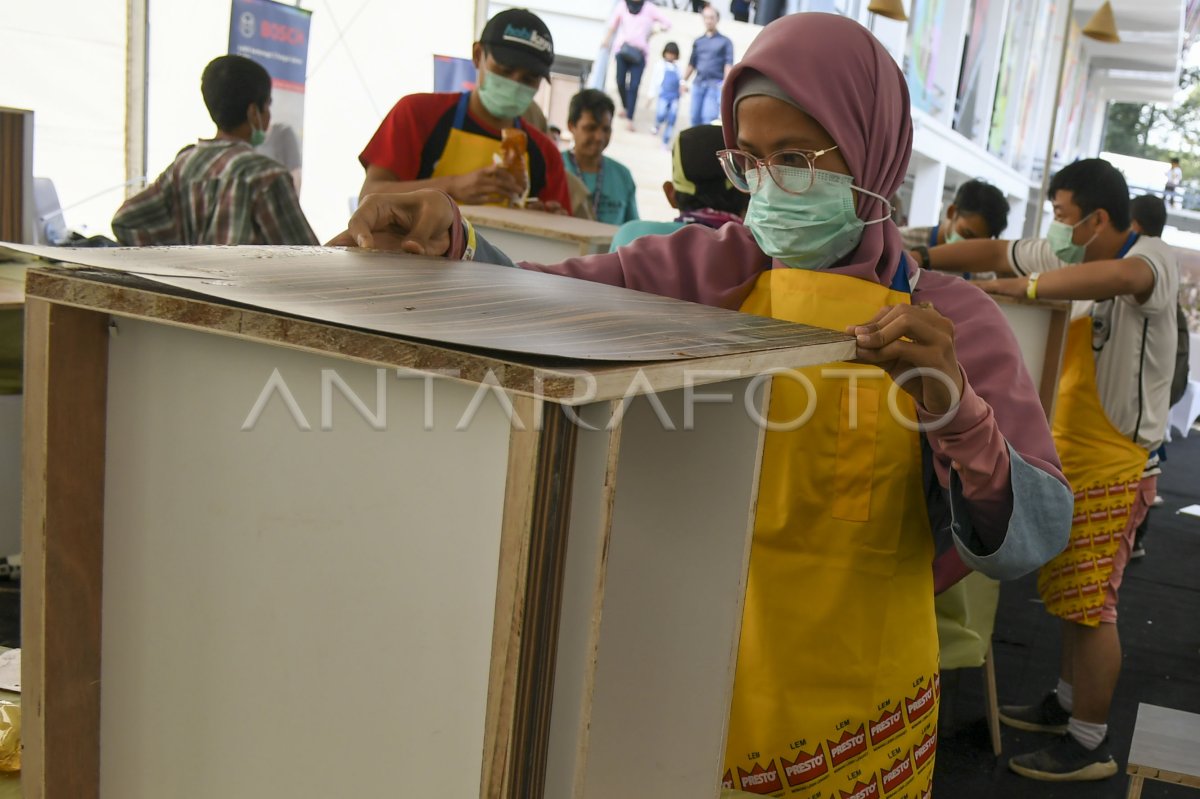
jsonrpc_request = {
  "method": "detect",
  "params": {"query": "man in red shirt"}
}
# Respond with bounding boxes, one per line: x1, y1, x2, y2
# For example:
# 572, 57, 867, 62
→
358, 9, 571, 213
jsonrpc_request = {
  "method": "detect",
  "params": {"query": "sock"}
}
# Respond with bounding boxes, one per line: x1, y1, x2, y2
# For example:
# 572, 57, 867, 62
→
1055, 679, 1074, 712
1068, 717, 1107, 751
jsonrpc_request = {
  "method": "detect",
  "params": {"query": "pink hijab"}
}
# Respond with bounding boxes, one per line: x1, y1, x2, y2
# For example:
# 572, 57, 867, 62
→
720, 12, 913, 286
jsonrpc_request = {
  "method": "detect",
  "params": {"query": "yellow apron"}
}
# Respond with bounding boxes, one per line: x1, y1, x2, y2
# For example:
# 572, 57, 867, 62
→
722, 268, 938, 799
1037, 316, 1147, 625
430, 92, 529, 207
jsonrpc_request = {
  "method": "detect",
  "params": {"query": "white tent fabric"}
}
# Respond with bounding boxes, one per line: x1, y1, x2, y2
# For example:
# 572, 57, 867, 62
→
0, 0, 477, 241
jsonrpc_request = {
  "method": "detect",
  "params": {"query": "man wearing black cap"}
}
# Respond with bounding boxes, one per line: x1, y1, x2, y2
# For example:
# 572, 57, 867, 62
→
358, 8, 571, 212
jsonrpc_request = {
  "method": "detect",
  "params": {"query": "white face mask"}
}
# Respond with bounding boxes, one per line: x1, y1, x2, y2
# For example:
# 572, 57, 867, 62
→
1047, 211, 1097, 263
744, 167, 892, 269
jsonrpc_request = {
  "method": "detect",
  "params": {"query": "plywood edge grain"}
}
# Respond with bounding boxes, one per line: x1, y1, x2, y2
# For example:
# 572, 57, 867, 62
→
570, 403, 623, 798
481, 395, 540, 799
21, 299, 109, 799
25, 269, 578, 402
26, 269, 857, 405
1125, 765, 1200, 787
1040, 305, 1070, 424
20, 299, 49, 799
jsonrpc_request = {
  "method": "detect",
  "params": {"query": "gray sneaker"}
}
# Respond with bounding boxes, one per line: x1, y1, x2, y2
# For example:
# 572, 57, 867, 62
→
1009, 734, 1118, 781
998, 692, 1070, 734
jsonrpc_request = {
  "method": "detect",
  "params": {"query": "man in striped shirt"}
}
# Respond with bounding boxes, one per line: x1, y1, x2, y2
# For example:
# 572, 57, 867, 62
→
112, 55, 317, 246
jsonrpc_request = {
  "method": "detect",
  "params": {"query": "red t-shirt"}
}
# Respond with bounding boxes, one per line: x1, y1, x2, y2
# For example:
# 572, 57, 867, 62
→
359, 92, 572, 212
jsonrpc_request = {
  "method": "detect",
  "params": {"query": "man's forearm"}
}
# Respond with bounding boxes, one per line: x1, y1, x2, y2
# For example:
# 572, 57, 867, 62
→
926, 238, 1014, 276
1002, 260, 1153, 302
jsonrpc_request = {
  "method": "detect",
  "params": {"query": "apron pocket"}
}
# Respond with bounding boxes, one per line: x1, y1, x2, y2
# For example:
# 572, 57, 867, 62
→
832, 386, 879, 522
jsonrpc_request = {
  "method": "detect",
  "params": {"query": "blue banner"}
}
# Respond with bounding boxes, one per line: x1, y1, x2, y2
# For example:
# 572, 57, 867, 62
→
433, 55, 477, 93
229, 0, 312, 91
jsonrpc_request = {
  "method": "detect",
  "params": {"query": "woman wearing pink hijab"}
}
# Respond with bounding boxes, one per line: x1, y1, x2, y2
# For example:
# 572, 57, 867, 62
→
333, 13, 1071, 795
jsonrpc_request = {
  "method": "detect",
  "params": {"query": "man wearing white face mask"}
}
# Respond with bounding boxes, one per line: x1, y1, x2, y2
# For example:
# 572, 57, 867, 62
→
899, 179, 1009, 251
927, 158, 1180, 782
358, 9, 571, 213
902, 179, 1009, 281
112, 55, 316, 245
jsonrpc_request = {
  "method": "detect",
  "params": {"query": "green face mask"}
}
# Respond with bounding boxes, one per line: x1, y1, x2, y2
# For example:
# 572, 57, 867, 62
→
744, 167, 891, 270
478, 69, 538, 119
1047, 211, 1097, 263
249, 106, 266, 147
945, 228, 964, 245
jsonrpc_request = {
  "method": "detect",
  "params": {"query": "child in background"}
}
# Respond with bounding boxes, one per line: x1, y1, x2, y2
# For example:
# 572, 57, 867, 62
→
650, 42, 683, 148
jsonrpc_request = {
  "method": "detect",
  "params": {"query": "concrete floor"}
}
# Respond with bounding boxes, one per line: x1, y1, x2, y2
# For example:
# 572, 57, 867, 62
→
934, 430, 1200, 797
2, 436, 1195, 796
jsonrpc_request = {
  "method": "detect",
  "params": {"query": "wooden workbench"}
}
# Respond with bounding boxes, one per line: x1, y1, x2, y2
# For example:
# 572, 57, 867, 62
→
460, 204, 619, 262
14, 244, 853, 799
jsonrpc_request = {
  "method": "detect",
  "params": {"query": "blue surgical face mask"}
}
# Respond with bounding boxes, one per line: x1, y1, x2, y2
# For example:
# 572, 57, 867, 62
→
1047, 211, 1097, 263
478, 69, 538, 119
744, 167, 892, 270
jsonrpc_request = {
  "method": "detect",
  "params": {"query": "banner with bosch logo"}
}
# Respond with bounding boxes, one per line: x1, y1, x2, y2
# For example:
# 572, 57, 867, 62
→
229, 0, 312, 182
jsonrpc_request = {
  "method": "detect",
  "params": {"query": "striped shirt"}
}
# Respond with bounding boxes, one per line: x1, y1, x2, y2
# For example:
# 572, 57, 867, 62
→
112, 139, 317, 246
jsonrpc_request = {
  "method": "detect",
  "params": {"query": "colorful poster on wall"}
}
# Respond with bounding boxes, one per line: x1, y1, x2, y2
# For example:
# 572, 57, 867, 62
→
1010, 0, 1057, 171
905, 0, 947, 115
988, 0, 1050, 164
229, 0, 312, 186
1054, 22, 1087, 163
954, 0, 991, 140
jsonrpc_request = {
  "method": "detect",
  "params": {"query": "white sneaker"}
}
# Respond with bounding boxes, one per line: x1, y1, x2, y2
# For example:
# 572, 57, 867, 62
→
1153, 495, 1164, 506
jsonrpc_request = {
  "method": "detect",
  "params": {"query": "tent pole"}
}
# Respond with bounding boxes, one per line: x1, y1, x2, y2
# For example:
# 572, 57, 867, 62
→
125, 0, 149, 199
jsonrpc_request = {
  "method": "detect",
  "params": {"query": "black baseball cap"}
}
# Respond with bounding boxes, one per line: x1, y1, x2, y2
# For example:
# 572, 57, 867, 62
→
479, 9, 555, 80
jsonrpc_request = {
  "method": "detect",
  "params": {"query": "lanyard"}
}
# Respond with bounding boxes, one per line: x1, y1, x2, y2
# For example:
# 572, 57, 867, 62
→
565, 151, 605, 213
1117, 231, 1139, 258
891, 255, 913, 293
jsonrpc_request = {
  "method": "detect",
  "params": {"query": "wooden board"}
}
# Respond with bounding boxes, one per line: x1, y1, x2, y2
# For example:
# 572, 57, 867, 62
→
987, 293, 1070, 421
21, 266, 855, 405
0, 110, 32, 244
97, 319, 515, 797
547, 381, 767, 798
6, 244, 833, 362
21, 300, 109, 799
460, 205, 619, 245
1126, 703, 1200, 787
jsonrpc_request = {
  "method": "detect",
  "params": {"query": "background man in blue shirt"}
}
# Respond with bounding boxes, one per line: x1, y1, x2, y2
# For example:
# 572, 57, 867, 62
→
563, 89, 639, 225
684, 5, 734, 126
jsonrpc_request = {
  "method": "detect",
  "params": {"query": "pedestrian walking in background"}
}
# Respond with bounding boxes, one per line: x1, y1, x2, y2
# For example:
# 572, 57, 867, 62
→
603, 0, 672, 130
684, 5, 734, 126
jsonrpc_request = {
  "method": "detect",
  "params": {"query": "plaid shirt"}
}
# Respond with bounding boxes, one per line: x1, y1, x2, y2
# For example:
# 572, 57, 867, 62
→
898, 225, 935, 251
112, 139, 317, 246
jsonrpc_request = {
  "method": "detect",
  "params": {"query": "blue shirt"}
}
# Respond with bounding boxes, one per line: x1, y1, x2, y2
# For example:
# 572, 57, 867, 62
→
689, 32, 734, 81
566, 155, 639, 226
610, 219, 682, 250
